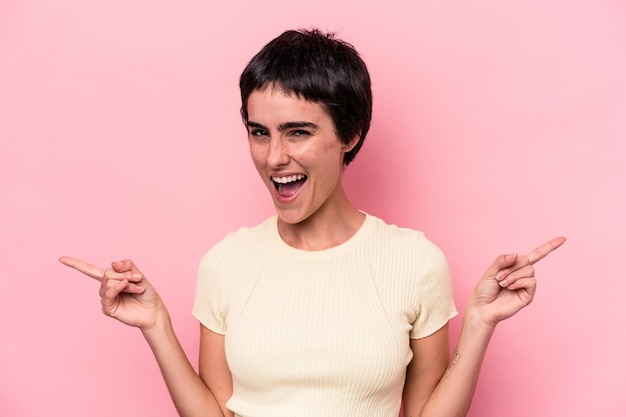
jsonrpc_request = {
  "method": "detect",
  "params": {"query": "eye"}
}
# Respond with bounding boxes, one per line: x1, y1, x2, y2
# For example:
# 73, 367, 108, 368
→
290, 129, 311, 137
249, 128, 268, 137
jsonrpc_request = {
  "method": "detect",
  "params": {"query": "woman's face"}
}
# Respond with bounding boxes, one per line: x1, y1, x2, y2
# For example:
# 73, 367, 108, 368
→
246, 86, 356, 225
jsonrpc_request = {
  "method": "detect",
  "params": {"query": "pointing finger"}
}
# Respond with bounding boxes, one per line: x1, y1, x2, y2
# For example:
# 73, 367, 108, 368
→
58, 256, 105, 282
527, 236, 567, 265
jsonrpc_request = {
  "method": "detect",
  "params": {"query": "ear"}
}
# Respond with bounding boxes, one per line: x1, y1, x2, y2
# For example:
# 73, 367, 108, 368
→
342, 135, 361, 153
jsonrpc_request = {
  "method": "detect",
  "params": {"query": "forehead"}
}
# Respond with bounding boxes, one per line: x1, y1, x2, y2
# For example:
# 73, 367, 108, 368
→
246, 86, 330, 124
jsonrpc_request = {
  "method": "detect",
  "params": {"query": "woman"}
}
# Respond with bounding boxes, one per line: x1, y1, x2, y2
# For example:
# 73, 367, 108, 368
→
60, 29, 565, 417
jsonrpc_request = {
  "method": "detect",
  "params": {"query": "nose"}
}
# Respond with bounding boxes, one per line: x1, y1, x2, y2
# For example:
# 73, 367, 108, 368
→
266, 136, 290, 168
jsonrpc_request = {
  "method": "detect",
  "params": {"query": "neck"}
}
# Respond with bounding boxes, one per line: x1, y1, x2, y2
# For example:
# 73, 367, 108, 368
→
277, 191, 364, 251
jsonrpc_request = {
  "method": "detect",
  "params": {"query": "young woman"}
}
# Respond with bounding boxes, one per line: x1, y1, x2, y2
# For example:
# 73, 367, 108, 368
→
60, 29, 565, 417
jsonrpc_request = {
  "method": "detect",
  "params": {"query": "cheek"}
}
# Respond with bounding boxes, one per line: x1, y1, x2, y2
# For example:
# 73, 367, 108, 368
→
248, 142, 265, 166
309, 143, 346, 183
300, 137, 344, 162
320, 141, 347, 167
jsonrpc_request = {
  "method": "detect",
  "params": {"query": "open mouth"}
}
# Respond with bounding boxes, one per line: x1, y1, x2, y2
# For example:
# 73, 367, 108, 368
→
272, 174, 308, 198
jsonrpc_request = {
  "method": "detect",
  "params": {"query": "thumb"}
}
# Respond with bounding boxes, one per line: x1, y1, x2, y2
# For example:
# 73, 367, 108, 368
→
111, 259, 144, 276
484, 253, 518, 279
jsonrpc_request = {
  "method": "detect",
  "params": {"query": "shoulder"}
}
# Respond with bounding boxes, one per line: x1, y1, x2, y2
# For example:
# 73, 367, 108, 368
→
205, 216, 275, 254
198, 216, 276, 270
366, 214, 446, 261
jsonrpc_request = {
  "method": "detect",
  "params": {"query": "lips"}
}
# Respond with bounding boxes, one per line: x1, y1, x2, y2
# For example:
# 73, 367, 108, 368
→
272, 174, 308, 198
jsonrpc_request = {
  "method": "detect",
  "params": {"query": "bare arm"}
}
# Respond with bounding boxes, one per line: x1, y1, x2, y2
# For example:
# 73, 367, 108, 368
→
403, 236, 566, 417
404, 309, 494, 417
402, 325, 451, 415
142, 310, 226, 417
58, 257, 226, 417
199, 326, 234, 417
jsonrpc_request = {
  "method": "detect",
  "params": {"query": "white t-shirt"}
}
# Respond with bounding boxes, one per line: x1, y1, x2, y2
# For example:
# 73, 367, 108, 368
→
193, 213, 457, 417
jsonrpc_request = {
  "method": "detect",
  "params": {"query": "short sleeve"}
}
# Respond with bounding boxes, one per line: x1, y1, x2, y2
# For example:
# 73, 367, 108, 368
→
192, 244, 227, 335
410, 235, 457, 339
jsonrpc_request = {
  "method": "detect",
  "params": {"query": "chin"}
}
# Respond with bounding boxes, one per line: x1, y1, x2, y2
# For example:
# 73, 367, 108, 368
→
276, 214, 305, 225
275, 208, 310, 226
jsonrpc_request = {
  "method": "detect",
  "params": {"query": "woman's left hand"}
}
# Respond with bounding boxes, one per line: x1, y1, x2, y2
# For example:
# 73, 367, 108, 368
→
469, 236, 566, 327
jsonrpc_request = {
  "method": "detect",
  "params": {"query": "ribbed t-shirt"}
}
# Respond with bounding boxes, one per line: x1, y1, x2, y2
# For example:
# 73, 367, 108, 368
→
193, 213, 457, 417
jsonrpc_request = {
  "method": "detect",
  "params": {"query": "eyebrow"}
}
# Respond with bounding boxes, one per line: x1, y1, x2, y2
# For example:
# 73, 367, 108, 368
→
247, 121, 319, 132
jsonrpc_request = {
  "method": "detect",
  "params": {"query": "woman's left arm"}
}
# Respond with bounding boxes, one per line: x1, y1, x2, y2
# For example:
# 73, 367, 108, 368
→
403, 236, 566, 417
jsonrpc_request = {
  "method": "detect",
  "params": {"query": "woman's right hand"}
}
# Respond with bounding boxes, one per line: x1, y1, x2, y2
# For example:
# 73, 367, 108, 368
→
59, 256, 164, 332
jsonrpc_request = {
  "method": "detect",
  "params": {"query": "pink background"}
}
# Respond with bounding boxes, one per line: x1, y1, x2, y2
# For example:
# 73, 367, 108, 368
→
1, 1, 625, 416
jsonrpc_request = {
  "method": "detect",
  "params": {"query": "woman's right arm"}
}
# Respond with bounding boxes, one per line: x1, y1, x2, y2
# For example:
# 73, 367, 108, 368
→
59, 257, 230, 417
198, 325, 234, 417
142, 309, 229, 417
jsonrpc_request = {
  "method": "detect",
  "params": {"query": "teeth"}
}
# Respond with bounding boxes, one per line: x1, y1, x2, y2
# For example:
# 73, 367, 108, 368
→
272, 174, 306, 184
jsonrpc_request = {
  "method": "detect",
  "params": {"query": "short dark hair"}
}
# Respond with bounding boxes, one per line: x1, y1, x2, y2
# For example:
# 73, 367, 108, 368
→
239, 29, 372, 165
